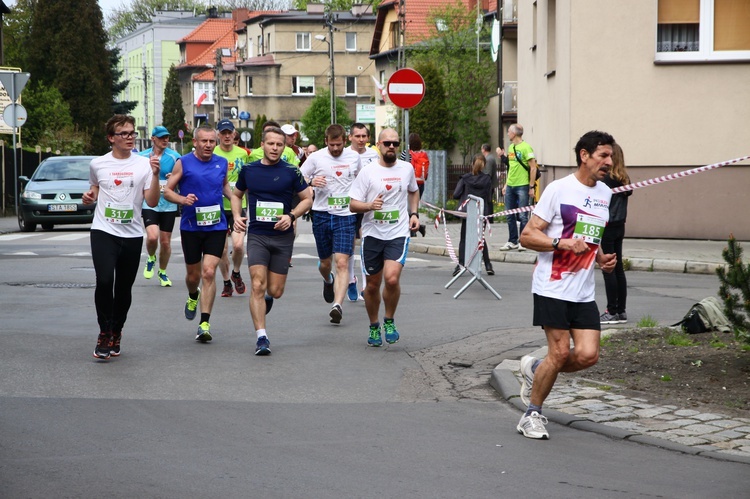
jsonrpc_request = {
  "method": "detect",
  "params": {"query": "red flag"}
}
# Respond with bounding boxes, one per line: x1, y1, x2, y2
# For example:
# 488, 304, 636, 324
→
196, 92, 207, 107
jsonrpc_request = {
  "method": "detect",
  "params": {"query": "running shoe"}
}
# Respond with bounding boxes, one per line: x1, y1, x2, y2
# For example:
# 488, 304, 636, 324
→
500, 242, 519, 251
158, 271, 172, 287
323, 273, 335, 303
184, 289, 200, 320
265, 294, 274, 315
359, 291, 365, 301
329, 304, 343, 324
347, 277, 359, 302
93, 332, 112, 360
617, 311, 628, 324
517, 411, 549, 439
231, 272, 246, 294
221, 281, 233, 297
143, 256, 156, 279
110, 332, 122, 357
519, 355, 536, 406
367, 325, 382, 347
255, 336, 271, 355
195, 321, 212, 343
518, 244, 526, 252
600, 310, 619, 325
384, 320, 400, 344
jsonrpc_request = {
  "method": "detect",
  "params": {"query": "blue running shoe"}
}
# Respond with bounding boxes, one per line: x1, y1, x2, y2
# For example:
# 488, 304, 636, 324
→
367, 324, 382, 347
184, 288, 200, 320
196, 321, 212, 343
255, 336, 271, 355
143, 256, 156, 279
347, 277, 359, 302
384, 320, 400, 344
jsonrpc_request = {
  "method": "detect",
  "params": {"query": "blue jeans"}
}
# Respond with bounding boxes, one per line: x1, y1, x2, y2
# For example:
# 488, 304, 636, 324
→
504, 185, 530, 244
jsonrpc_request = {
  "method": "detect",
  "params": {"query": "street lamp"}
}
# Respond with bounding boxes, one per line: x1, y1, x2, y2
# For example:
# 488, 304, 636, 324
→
315, 33, 336, 124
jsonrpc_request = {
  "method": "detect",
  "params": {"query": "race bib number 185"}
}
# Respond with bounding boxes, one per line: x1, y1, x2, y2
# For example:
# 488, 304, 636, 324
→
573, 214, 605, 245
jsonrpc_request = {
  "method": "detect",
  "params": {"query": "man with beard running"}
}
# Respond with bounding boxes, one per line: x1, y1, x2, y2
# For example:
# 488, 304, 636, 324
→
301, 124, 362, 324
349, 128, 420, 347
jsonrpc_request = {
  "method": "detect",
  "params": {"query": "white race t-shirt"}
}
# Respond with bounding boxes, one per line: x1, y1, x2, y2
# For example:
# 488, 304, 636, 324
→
351, 145, 380, 168
301, 147, 362, 215
349, 159, 418, 240
531, 173, 612, 302
89, 152, 153, 238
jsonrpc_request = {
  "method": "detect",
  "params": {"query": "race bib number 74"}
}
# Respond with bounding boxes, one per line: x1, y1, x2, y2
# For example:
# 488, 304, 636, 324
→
573, 214, 605, 245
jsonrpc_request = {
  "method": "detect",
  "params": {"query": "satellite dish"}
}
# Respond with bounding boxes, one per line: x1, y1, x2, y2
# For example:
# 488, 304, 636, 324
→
238, 37, 246, 49
231, 107, 238, 119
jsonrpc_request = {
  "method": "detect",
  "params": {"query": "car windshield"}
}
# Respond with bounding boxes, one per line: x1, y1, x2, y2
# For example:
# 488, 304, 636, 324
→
32, 159, 91, 181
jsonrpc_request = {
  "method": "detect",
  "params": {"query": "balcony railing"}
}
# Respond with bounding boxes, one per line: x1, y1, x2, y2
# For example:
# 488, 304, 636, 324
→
503, 81, 517, 113
503, 0, 518, 24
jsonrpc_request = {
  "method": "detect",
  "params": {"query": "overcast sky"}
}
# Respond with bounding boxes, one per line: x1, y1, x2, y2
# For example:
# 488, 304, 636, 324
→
5, 0, 126, 17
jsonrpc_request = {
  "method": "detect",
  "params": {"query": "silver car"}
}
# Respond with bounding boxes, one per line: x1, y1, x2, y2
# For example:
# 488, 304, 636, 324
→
18, 156, 96, 232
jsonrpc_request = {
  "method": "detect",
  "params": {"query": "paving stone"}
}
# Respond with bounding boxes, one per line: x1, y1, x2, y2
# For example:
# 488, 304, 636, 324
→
602, 394, 627, 401
703, 433, 733, 443
692, 412, 724, 421
707, 419, 744, 429
738, 446, 750, 453
667, 428, 696, 436
712, 429, 745, 440
605, 421, 644, 431
614, 406, 635, 414
680, 423, 722, 435
654, 414, 678, 421
662, 405, 679, 410
577, 402, 617, 411
558, 407, 587, 415
545, 396, 576, 405
633, 407, 673, 417
609, 399, 639, 407
673, 409, 701, 417
588, 413, 623, 422
732, 426, 750, 434
632, 403, 656, 409
671, 436, 709, 446
661, 418, 696, 427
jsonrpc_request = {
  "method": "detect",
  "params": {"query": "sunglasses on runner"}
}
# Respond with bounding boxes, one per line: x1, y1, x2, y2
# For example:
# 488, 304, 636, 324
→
381, 141, 400, 148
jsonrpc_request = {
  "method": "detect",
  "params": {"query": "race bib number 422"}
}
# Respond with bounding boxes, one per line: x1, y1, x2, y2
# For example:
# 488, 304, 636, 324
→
572, 214, 605, 245
256, 201, 283, 222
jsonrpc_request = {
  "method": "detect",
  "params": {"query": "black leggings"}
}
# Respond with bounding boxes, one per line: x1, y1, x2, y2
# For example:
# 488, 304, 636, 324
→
90, 229, 143, 333
600, 224, 627, 314
459, 218, 491, 268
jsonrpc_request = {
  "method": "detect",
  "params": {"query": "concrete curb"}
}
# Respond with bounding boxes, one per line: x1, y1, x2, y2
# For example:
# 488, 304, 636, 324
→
491, 359, 750, 465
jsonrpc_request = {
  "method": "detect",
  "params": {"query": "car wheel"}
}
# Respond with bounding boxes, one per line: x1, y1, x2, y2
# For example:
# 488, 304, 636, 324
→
41, 223, 54, 231
18, 212, 37, 232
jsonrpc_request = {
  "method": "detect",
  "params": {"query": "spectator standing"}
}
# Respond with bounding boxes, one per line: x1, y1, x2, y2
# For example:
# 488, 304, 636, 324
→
452, 154, 494, 276
501, 124, 537, 251
599, 143, 632, 324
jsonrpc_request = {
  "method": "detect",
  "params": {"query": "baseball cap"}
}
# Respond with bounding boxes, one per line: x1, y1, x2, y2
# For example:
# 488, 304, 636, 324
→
151, 126, 170, 138
217, 119, 235, 132
280, 124, 297, 135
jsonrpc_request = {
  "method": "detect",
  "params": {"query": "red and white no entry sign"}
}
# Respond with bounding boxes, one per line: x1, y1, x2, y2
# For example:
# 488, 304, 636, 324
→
387, 68, 426, 109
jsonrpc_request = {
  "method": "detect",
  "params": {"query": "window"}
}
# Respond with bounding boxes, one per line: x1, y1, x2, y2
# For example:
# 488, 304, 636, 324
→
656, 0, 750, 62
292, 76, 315, 95
258, 36, 262, 55
297, 32, 311, 51
546, 0, 556, 76
194, 82, 214, 105
346, 76, 357, 95
390, 21, 399, 49
345, 32, 357, 51
266, 33, 271, 53
246, 76, 253, 95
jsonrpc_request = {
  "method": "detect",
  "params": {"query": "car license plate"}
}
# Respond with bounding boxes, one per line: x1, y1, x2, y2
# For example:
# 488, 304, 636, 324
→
48, 204, 78, 212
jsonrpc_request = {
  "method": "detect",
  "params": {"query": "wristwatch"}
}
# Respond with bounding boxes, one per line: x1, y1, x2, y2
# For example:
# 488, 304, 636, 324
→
552, 238, 560, 250
409, 212, 419, 218
288, 212, 296, 223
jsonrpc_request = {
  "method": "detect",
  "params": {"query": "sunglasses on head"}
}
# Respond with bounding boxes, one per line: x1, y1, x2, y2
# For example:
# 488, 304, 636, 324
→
381, 141, 400, 147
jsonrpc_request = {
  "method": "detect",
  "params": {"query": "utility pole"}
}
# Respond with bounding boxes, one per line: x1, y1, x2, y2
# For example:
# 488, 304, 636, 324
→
142, 64, 149, 137
324, 9, 336, 124
397, 0, 406, 145
215, 48, 223, 123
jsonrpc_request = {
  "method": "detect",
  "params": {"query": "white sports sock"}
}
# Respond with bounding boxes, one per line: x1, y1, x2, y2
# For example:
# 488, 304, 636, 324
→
348, 257, 355, 283
256, 329, 267, 339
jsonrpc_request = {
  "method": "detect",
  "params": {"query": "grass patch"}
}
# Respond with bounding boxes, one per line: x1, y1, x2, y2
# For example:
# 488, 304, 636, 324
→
660, 374, 672, 381
667, 332, 696, 347
622, 258, 631, 271
709, 334, 727, 349
637, 315, 659, 327
741, 344, 750, 352
600, 335, 615, 347
628, 345, 640, 354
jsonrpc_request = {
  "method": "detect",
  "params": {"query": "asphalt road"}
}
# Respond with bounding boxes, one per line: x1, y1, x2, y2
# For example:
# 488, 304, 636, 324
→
1, 226, 747, 498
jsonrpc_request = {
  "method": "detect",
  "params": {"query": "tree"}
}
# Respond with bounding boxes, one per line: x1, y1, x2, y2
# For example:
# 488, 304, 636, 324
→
253, 114, 267, 148
409, 2, 496, 163
25, 0, 114, 154
408, 60, 454, 151
2, 0, 35, 69
292, 0, 382, 10
300, 91, 352, 148
717, 236, 750, 343
110, 47, 138, 115
162, 65, 186, 137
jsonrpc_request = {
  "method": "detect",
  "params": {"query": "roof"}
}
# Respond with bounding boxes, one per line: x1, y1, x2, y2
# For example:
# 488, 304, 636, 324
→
187, 29, 238, 67
370, 0, 477, 56
177, 18, 235, 43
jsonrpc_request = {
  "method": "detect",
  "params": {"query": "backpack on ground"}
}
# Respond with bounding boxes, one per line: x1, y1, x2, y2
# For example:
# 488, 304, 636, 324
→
672, 296, 732, 334
410, 150, 429, 183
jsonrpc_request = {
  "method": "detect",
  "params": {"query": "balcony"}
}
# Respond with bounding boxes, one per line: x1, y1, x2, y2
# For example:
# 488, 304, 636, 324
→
502, 0, 518, 24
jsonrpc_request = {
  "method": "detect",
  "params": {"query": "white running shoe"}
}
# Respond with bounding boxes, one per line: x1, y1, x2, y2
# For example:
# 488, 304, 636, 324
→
517, 411, 549, 439
519, 355, 536, 406
517, 244, 526, 252
500, 241, 519, 251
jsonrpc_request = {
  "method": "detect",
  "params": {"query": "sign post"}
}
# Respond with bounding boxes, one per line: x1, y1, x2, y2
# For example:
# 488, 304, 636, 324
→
0, 71, 31, 216
386, 68, 426, 157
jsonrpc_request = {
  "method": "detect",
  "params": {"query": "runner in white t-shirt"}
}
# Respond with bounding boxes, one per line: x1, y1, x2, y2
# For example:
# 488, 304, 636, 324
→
345, 123, 380, 302
85, 114, 161, 360
301, 124, 362, 325
349, 128, 420, 347
514, 130, 618, 440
